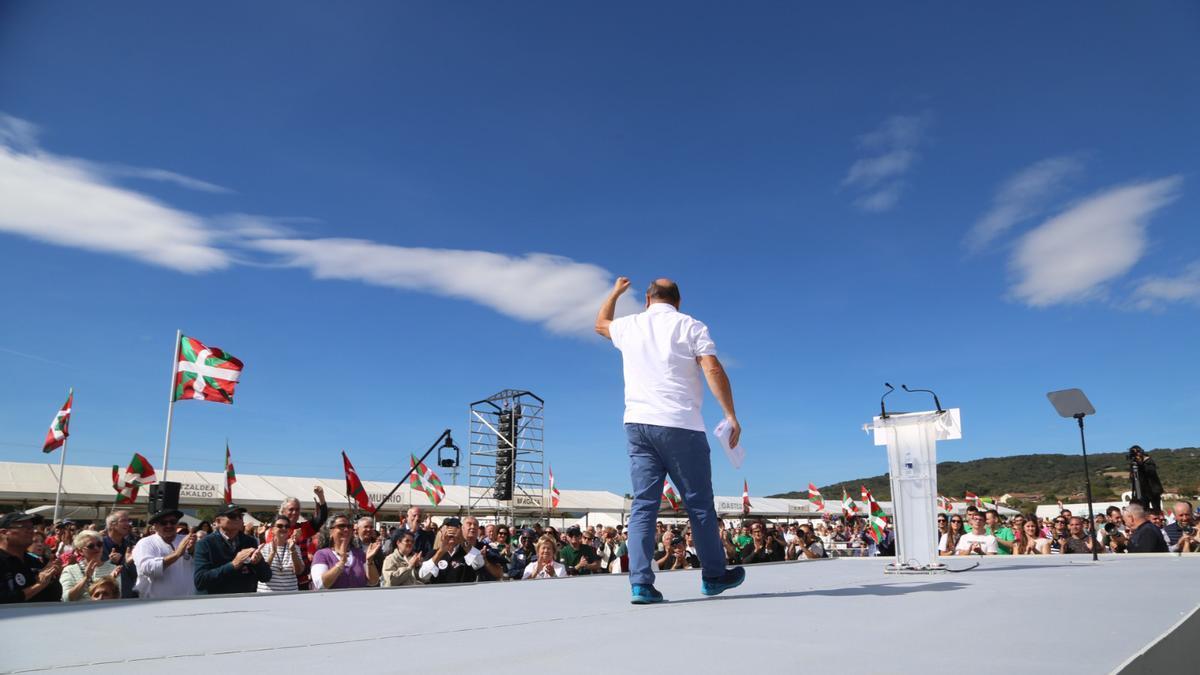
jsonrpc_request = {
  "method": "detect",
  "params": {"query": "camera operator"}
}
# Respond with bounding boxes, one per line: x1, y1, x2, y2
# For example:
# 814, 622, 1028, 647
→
1128, 445, 1163, 513
1163, 501, 1195, 553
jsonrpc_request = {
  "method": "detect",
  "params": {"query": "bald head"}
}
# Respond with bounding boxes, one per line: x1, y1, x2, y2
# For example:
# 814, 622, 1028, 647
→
646, 278, 680, 308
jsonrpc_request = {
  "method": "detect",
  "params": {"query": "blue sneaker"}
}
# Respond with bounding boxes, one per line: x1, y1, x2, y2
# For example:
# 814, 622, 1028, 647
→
701, 566, 745, 597
630, 584, 665, 604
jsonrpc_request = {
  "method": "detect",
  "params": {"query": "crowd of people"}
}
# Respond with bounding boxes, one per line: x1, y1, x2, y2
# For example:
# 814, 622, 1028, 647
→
2, 487, 1196, 604
936, 501, 1196, 556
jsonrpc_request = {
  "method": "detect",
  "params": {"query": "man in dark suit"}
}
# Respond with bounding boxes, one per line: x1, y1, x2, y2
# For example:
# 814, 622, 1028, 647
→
194, 505, 271, 594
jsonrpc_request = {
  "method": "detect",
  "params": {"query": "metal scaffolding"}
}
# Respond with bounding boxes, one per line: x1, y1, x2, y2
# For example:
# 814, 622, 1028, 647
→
467, 389, 545, 522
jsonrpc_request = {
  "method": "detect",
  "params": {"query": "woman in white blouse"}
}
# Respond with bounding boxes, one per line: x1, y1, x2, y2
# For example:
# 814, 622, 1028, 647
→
523, 535, 567, 579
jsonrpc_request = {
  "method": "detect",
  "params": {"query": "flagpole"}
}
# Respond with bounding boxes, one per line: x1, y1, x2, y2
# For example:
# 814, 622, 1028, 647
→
161, 330, 181, 482
52, 436, 69, 524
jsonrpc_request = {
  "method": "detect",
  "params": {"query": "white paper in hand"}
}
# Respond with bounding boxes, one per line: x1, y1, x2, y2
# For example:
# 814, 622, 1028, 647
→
713, 418, 745, 469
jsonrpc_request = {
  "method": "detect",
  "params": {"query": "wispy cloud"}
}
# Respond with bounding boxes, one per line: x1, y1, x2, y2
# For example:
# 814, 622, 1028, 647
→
842, 113, 931, 213
0, 112, 643, 336
966, 156, 1083, 253
0, 117, 230, 273
251, 238, 639, 335
88, 163, 232, 194
1131, 262, 1200, 310
1010, 177, 1182, 307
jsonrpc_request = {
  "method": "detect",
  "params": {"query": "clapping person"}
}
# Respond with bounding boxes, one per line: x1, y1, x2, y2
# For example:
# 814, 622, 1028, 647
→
656, 534, 693, 570
507, 529, 538, 580
380, 532, 423, 586
1012, 517, 1050, 555
257, 514, 305, 592
101, 509, 138, 598
523, 535, 567, 579
133, 507, 196, 599
0, 512, 62, 604
559, 526, 601, 575
60, 531, 120, 601
1059, 517, 1096, 555
418, 518, 483, 584
193, 505, 271, 594
271, 485, 328, 590
460, 516, 505, 581
312, 514, 380, 589
739, 521, 784, 564
954, 512, 998, 555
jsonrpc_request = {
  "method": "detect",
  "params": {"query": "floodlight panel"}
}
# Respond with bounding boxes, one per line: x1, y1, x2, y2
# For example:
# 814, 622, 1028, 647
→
1046, 388, 1095, 418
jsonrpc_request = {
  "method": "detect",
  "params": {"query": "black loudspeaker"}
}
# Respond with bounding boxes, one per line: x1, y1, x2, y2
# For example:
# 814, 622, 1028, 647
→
149, 481, 181, 513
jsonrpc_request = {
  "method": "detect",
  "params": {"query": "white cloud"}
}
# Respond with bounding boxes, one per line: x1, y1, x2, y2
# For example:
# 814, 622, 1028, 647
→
0, 127, 230, 273
91, 163, 232, 194
1009, 177, 1182, 307
251, 238, 640, 335
842, 113, 931, 213
0, 112, 641, 336
1131, 262, 1200, 309
966, 156, 1083, 252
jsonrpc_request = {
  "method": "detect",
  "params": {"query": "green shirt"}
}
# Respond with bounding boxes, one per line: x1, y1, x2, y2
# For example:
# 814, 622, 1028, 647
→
988, 526, 1015, 555
734, 535, 752, 548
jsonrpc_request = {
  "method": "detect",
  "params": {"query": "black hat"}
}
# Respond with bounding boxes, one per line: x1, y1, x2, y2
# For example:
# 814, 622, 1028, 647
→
0, 511, 43, 529
441, 517, 462, 528
148, 508, 184, 525
565, 526, 582, 537
215, 504, 247, 519
671, 535, 684, 546
519, 528, 536, 539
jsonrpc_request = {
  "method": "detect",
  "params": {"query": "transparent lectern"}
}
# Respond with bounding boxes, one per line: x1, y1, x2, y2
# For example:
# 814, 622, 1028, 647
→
865, 409, 961, 572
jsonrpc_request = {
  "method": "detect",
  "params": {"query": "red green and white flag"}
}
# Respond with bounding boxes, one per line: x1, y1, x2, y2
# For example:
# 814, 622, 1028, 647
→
841, 487, 859, 517
808, 483, 825, 511
43, 389, 73, 453
549, 466, 561, 508
112, 453, 156, 504
410, 454, 445, 506
223, 443, 236, 504
661, 479, 682, 510
742, 479, 751, 515
173, 334, 244, 404
965, 492, 980, 508
937, 495, 954, 512
862, 486, 889, 542
342, 451, 374, 512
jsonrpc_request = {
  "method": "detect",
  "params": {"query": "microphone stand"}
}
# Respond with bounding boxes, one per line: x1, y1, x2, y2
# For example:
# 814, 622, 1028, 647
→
1076, 415, 1099, 562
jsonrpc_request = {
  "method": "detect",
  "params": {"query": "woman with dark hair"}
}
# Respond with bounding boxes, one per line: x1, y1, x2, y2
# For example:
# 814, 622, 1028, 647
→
310, 513, 380, 590
257, 514, 305, 592
1013, 516, 1050, 555
939, 515, 964, 555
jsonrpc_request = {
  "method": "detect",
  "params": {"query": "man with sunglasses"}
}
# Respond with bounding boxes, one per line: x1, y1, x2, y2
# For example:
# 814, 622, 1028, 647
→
1, 512, 62, 604
194, 504, 271, 595
507, 528, 538, 579
132, 507, 197, 599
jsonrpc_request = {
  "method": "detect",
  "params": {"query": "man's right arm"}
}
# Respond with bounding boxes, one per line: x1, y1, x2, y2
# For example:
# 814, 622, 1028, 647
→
594, 277, 630, 340
698, 355, 740, 447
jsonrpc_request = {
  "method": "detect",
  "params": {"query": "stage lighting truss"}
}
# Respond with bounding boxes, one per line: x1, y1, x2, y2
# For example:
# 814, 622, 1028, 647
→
467, 389, 545, 521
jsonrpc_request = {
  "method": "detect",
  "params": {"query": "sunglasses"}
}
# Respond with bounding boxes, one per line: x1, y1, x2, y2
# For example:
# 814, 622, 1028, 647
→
158, 519, 179, 527
950, 519, 963, 523
331, 523, 351, 530
83, 542, 102, 550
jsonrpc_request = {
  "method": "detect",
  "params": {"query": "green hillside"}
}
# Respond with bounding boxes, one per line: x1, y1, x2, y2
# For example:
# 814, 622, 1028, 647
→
770, 447, 1200, 512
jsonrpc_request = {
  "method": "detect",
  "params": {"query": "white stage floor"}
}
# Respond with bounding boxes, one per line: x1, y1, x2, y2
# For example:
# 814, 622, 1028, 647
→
1, 555, 1196, 674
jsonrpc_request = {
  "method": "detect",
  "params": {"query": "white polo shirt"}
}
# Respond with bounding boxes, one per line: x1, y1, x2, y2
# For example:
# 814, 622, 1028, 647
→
608, 303, 717, 432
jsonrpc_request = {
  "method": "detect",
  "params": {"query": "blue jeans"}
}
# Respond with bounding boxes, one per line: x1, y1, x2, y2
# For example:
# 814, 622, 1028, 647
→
625, 423, 727, 585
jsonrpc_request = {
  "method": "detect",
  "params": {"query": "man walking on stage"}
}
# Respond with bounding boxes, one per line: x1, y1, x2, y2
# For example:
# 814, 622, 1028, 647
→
596, 277, 746, 604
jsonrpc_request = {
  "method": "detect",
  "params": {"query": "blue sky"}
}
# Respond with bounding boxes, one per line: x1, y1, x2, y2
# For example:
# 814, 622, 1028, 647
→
1, 2, 1197, 501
